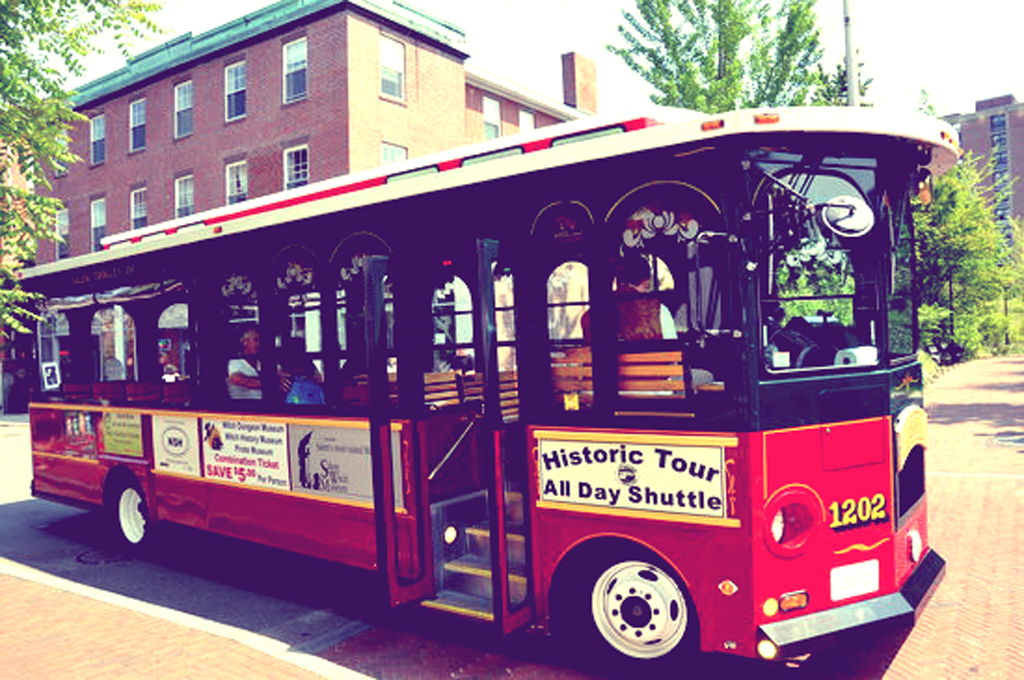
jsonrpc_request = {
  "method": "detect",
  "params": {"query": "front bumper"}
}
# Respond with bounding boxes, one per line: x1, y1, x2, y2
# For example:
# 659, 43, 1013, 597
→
758, 549, 945, 658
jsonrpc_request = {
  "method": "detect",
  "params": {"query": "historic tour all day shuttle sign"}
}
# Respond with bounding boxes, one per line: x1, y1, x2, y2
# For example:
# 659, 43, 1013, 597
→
536, 432, 729, 519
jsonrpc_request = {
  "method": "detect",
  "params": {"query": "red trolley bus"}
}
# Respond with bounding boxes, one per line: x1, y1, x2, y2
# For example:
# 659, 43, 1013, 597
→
21, 106, 958, 667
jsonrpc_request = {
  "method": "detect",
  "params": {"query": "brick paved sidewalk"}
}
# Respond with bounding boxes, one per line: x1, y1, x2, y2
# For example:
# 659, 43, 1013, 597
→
880, 355, 1024, 680
0, 562, 365, 679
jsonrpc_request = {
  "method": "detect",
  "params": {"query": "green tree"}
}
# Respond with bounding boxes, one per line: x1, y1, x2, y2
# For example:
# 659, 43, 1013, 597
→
609, 0, 824, 113
914, 153, 1013, 356
1, 1, 161, 338
810, 61, 872, 107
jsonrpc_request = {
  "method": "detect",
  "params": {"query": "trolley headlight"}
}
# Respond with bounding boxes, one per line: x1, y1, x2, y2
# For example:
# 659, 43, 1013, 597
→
907, 529, 923, 564
770, 509, 786, 543
763, 488, 822, 558
757, 638, 779, 660
768, 501, 814, 547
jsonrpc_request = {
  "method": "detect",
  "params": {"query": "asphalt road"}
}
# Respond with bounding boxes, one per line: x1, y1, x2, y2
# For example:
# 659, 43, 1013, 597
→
1, 355, 1020, 679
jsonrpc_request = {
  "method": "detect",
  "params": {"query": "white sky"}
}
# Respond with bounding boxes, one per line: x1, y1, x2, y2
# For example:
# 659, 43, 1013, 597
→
70, 0, 1022, 118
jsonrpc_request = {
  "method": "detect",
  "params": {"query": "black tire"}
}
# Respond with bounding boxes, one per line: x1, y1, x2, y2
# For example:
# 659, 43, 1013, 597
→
106, 474, 150, 548
552, 545, 698, 670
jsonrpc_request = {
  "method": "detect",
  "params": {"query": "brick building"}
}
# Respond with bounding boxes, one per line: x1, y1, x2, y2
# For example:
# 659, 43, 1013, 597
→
943, 94, 1024, 231
43, 0, 595, 264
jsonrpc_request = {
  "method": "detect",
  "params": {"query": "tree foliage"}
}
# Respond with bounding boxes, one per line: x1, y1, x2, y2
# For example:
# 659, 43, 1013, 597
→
810, 61, 873, 107
914, 153, 1016, 356
1, 0, 161, 337
609, 0, 824, 113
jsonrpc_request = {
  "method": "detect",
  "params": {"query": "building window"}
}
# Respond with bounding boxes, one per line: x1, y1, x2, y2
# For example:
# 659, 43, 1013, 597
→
90, 115, 106, 165
284, 146, 309, 190
483, 96, 501, 139
91, 198, 106, 251
380, 36, 405, 100
175, 81, 194, 138
381, 142, 408, 166
129, 98, 146, 152
519, 108, 535, 132
226, 161, 248, 204
130, 188, 148, 229
175, 175, 194, 218
53, 136, 69, 178
284, 38, 308, 103
225, 61, 247, 121
55, 208, 70, 259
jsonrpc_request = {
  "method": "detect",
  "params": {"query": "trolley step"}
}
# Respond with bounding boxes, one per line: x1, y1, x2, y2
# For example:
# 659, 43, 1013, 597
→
441, 552, 528, 602
420, 589, 494, 622
465, 525, 526, 566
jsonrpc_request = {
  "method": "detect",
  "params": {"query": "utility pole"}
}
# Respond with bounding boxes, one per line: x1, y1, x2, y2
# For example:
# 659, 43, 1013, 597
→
844, 0, 859, 107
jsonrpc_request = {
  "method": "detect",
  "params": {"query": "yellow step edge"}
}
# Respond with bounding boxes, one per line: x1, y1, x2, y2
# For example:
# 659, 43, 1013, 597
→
420, 599, 494, 621
465, 527, 525, 543
445, 561, 527, 584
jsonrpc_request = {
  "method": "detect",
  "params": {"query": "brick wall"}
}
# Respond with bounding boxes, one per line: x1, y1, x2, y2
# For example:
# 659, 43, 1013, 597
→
45, 10, 359, 262
41, 7, 583, 264
345, 14, 465, 174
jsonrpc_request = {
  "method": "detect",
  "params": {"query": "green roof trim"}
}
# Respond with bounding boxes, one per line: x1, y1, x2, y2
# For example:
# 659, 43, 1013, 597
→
72, 0, 467, 107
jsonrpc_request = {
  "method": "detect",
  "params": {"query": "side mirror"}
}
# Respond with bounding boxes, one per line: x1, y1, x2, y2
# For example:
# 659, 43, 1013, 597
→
816, 195, 874, 238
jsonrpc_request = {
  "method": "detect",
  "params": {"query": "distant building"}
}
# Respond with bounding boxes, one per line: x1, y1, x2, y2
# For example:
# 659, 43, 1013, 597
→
943, 94, 1023, 232
42, 0, 596, 264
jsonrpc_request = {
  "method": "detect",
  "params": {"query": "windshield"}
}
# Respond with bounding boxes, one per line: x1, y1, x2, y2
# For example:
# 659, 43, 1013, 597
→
750, 151, 883, 373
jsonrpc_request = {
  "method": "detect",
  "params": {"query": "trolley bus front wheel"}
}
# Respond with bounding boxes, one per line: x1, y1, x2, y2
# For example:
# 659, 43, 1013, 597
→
105, 472, 150, 548
554, 544, 698, 668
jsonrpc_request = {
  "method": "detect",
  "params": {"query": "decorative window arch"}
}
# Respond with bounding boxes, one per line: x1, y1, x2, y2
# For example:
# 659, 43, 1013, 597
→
271, 245, 324, 390
606, 181, 724, 337
531, 200, 593, 245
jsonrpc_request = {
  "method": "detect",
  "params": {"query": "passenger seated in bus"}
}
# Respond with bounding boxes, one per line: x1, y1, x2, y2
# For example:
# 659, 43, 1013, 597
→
226, 326, 262, 399
280, 343, 325, 405
102, 356, 125, 381
614, 253, 677, 341
161, 364, 181, 383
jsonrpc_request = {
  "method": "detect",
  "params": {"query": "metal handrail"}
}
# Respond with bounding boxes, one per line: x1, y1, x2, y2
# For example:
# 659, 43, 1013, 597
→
428, 413, 479, 481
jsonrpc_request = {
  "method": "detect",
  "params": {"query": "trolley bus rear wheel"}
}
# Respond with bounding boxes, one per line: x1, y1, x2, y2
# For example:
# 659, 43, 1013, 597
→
554, 547, 697, 669
107, 474, 149, 548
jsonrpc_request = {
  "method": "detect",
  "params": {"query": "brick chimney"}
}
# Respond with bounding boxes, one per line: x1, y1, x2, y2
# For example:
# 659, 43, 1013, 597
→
562, 52, 597, 114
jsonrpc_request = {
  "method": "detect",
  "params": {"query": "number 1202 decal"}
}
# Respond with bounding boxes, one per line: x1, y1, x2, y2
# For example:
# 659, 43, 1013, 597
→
828, 493, 887, 530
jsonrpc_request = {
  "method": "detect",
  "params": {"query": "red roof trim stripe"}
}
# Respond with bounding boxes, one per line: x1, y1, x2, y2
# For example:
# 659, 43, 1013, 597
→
205, 177, 389, 226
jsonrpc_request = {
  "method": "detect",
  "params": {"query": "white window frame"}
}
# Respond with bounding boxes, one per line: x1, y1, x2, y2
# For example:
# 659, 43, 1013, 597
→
90, 198, 106, 252
90, 115, 106, 164
284, 145, 309, 190
283, 37, 308, 103
175, 175, 195, 218
483, 96, 501, 139
129, 98, 146, 152
130, 188, 148, 229
55, 208, 70, 260
519, 108, 535, 132
226, 161, 248, 204
225, 61, 247, 121
174, 81, 194, 138
380, 35, 405, 100
381, 142, 408, 166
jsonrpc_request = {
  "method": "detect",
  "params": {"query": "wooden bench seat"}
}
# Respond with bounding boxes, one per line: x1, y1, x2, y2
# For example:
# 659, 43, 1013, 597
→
617, 351, 688, 399
551, 346, 593, 410
499, 370, 519, 422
